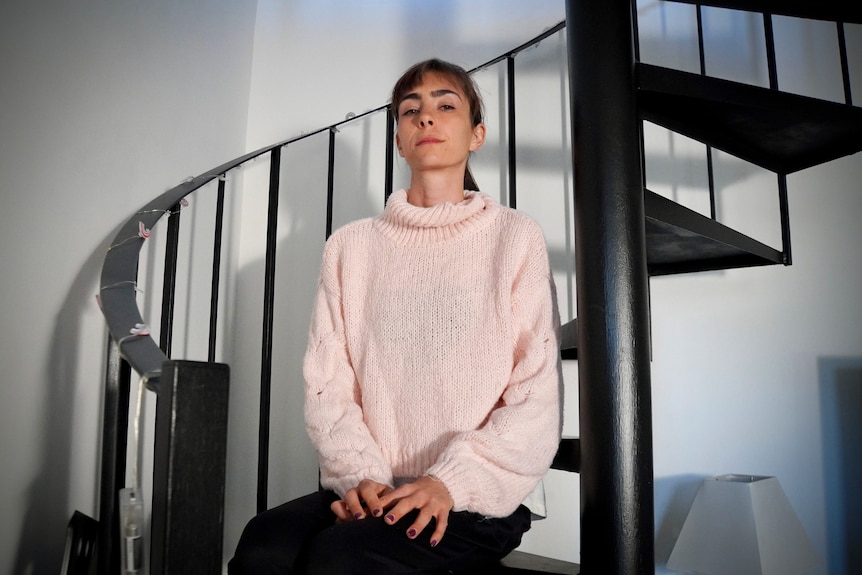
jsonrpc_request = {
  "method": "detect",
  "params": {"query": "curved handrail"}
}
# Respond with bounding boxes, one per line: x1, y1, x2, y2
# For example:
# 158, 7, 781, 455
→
97, 20, 567, 390
97, 106, 387, 390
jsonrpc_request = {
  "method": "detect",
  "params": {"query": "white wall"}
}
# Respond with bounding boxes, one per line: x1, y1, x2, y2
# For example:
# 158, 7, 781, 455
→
0, 1, 257, 573
3, 1, 859, 573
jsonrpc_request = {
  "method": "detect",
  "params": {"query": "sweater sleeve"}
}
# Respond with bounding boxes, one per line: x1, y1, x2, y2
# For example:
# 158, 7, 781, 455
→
302, 238, 394, 497
425, 224, 563, 517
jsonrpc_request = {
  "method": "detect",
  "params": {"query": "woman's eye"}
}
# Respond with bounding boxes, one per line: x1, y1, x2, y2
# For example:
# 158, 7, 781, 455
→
441, 104, 455, 111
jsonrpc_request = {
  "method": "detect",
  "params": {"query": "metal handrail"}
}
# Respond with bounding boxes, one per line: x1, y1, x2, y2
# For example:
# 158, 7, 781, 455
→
97, 20, 567, 392
97, 107, 385, 391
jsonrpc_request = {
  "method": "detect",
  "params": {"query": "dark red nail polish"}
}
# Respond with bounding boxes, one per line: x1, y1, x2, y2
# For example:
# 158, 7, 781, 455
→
407, 528, 417, 538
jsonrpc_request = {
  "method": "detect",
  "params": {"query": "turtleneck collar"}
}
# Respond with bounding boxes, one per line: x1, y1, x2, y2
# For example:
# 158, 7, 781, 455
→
374, 189, 499, 245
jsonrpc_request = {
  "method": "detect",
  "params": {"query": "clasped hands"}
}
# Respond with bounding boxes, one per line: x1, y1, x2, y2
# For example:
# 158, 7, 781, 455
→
331, 476, 454, 547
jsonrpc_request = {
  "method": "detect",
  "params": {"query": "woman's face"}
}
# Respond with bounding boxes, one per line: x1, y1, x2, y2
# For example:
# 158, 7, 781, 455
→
395, 72, 485, 177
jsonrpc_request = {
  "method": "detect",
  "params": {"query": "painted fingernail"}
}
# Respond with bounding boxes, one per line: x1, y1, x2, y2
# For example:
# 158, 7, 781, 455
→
407, 528, 417, 538
430, 539, 439, 548
354, 512, 364, 520
372, 508, 382, 517
386, 514, 395, 523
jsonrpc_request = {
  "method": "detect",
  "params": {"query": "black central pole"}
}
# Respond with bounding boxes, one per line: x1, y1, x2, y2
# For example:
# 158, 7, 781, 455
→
565, 1, 654, 573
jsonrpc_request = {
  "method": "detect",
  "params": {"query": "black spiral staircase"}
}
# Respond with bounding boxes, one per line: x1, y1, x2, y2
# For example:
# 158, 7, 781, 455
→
78, 1, 862, 574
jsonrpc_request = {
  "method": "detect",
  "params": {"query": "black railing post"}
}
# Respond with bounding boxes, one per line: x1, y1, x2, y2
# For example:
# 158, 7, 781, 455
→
385, 106, 395, 202
96, 337, 131, 575
150, 360, 230, 574
566, 0, 655, 573
208, 176, 227, 362
507, 55, 517, 209
258, 147, 281, 513
837, 22, 853, 105
695, 4, 719, 220
160, 202, 182, 356
778, 173, 793, 265
327, 128, 336, 239
763, 13, 779, 91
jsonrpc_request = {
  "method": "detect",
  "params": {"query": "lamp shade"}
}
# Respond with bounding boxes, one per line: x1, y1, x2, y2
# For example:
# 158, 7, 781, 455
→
667, 474, 819, 575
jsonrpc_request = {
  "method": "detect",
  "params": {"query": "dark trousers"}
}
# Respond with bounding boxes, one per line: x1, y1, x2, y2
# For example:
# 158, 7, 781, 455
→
228, 490, 531, 574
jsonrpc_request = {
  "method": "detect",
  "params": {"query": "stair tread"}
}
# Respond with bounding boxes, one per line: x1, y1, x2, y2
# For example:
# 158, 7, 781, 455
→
644, 189, 784, 275
663, 0, 862, 25
559, 318, 578, 359
637, 63, 862, 174
558, 188, 784, 355
496, 550, 579, 574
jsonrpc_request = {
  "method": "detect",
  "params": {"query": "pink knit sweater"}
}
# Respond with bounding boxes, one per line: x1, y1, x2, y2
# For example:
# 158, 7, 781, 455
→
303, 189, 563, 518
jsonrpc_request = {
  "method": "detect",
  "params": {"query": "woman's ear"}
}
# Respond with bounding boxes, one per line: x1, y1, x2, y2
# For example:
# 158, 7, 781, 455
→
469, 124, 486, 152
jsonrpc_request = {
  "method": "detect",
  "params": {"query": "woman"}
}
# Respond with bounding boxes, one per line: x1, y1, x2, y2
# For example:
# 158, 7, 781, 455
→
229, 58, 562, 575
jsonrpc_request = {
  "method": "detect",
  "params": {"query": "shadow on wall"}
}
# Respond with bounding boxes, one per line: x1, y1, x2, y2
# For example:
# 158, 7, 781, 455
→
819, 356, 862, 575
12, 232, 113, 575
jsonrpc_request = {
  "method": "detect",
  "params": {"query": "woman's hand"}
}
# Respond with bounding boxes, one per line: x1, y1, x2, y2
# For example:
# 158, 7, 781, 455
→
331, 479, 391, 522
378, 475, 454, 547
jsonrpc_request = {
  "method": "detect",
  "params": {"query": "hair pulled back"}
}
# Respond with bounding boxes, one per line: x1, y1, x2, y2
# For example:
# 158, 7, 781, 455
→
390, 59, 484, 191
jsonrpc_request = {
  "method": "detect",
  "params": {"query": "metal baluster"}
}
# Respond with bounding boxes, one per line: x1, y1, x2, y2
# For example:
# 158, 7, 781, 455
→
208, 176, 227, 362
778, 173, 793, 265
258, 147, 281, 513
837, 22, 853, 105
507, 55, 517, 209
764, 13, 779, 90
160, 202, 182, 356
385, 106, 395, 202
327, 128, 336, 239
696, 5, 719, 220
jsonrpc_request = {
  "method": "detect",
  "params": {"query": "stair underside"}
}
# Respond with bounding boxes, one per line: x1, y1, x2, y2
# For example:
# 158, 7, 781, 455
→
643, 189, 783, 275
637, 63, 862, 174
558, 186, 782, 358
665, 0, 862, 25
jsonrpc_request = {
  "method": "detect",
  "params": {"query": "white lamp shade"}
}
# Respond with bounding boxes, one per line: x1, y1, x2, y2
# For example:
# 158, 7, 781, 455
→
667, 474, 819, 575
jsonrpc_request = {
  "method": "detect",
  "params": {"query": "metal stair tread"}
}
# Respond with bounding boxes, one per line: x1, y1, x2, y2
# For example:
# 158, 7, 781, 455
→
636, 62, 862, 174
558, 187, 784, 356
493, 550, 579, 574
643, 188, 784, 276
663, 0, 862, 25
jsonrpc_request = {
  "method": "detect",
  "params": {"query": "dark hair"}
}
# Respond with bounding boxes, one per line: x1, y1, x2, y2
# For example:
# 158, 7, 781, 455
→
390, 59, 484, 191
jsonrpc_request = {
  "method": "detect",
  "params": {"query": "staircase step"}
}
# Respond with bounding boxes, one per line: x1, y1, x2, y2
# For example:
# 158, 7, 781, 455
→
495, 550, 579, 574
560, 318, 578, 360
663, 0, 862, 25
551, 437, 581, 473
636, 63, 862, 174
558, 187, 784, 356
644, 189, 784, 276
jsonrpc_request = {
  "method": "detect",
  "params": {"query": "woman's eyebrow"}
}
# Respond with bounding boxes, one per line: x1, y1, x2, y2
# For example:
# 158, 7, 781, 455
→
401, 89, 462, 103
431, 89, 461, 99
